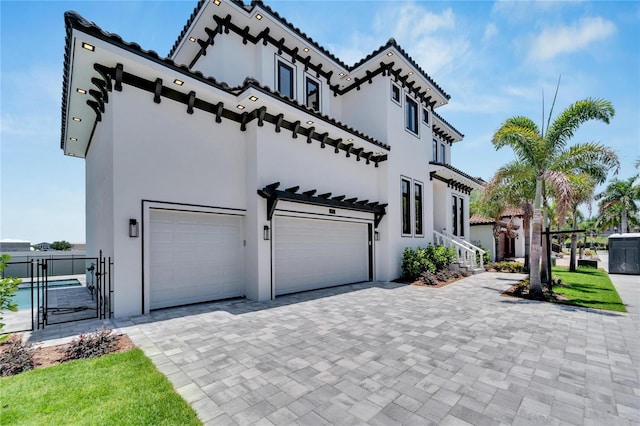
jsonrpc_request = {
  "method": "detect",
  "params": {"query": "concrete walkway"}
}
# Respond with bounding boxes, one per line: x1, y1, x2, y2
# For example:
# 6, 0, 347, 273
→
24, 271, 639, 425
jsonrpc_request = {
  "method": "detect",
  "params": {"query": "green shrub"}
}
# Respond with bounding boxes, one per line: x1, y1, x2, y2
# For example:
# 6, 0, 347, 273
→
0, 338, 34, 376
486, 261, 526, 273
0, 254, 21, 340
63, 326, 117, 361
401, 244, 456, 280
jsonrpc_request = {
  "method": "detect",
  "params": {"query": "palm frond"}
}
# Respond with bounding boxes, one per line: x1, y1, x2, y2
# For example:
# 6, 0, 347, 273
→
551, 142, 620, 183
545, 98, 615, 153
542, 170, 573, 224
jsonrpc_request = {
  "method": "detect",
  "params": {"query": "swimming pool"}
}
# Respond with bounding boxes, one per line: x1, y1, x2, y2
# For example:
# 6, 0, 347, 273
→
13, 279, 82, 310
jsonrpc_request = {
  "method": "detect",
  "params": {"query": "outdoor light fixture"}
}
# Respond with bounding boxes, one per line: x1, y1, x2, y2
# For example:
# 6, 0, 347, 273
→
408, 71, 414, 76
69, 137, 78, 142
236, 104, 245, 110
173, 79, 184, 86
213, 0, 221, 5
255, 13, 263, 20
374, 230, 380, 241
386, 51, 394, 57
77, 88, 87, 94
68, 153, 76, 157
249, 95, 258, 102
306, 120, 314, 125
338, 72, 345, 77
303, 47, 310, 52
72, 117, 82, 122
347, 138, 354, 142
82, 42, 95, 52
346, 77, 352, 81
188, 37, 196, 42
129, 219, 139, 238
263, 225, 271, 240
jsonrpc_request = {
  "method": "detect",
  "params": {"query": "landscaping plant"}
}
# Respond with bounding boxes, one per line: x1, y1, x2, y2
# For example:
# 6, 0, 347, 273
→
0, 338, 34, 376
63, 326, 117, 361
401, 244, 456, 280
0, 254, 21, 341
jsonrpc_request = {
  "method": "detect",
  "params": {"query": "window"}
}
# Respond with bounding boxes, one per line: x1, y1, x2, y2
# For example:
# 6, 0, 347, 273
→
391, 83, 401, 104
459, 197, 465, 237
405, 96, 418, 135
422, 108, 429, 124
414, 182, 423, 235
305, 77, 320, 111
440, 143, 446, 164
277, 60, 294, 99
402, 178, 411, 235
432, 139, 438, 162
452, 196, 458, 236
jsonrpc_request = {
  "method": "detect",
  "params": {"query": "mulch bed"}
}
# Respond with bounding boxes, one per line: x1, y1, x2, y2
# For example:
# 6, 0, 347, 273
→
1, 334, 135, 370
394, 275, 467, 288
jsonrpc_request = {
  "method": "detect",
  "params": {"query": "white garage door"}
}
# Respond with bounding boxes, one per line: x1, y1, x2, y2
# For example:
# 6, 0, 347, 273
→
149, 209, 244, 309
274, 216, 370, 296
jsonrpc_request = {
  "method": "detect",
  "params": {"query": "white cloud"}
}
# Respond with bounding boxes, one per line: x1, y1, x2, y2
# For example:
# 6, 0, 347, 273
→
528, 17, 616, 62
483, 23, 498, 43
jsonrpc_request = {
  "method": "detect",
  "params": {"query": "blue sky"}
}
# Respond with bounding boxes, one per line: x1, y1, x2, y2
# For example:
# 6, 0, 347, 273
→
1, 0, 638, 243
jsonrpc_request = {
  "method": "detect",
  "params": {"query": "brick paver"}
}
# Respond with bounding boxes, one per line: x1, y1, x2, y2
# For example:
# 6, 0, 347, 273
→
26, 271, 640, 425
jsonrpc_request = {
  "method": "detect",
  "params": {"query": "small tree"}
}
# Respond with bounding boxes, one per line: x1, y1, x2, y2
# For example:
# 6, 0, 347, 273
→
0, 255, 21, 341
50, 240, 72, 251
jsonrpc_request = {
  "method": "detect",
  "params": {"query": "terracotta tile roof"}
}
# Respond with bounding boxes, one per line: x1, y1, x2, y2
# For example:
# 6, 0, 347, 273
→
470, 214, 494, 225
501, 207, 525, 218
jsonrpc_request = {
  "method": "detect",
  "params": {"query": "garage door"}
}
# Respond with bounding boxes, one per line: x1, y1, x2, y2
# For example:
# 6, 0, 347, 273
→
149, 209, 244, 309
274, 216, 370, 296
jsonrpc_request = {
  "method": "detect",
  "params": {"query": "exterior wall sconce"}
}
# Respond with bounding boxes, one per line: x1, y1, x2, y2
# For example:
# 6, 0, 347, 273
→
263, 225, 271, 240
129, 219, 139, 238
374, 230, 380, 241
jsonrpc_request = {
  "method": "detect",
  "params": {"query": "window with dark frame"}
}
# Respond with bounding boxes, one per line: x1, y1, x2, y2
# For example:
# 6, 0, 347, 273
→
305, 77, 320, 111
277, 60, 294, 99
405, 96, 418, 135
459, 197, 465, 237
402, 178, 411, 235
452, 195, 458, 236
422, 108, 429, 124
432, 139, 438, 162
414, 182, 423, 235
440, 143, 446, 164
391, 84, 401, 104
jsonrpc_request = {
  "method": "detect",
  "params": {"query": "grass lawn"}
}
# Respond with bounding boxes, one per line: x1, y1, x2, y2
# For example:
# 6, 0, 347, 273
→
0, 349, 201, 425
552, 266, 627, 312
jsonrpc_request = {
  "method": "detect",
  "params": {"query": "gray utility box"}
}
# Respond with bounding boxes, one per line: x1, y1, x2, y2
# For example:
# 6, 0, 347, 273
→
608, 233, 640, 275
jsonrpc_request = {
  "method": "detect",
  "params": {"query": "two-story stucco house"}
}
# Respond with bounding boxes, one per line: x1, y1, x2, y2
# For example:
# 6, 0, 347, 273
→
60, 0, 483, 317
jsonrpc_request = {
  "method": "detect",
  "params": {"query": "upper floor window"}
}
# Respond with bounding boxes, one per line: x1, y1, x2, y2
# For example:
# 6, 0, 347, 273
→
459, 197, 465, 237
405, 96, 418, 135
452, 196, 458, 236
305, 76, 320, 111
401, 178, 411, 235
422, 108, 429, 125
391, 83, 401, 105
432, 139, 438, 162
277, 60, 294, 99
440, 143, 446, 164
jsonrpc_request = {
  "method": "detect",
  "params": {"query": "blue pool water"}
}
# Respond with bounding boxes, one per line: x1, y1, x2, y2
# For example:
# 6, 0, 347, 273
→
13, 279, 82, 310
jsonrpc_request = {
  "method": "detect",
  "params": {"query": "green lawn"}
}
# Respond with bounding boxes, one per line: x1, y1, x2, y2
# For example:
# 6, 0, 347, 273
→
552, 266, 627, 312
0, 349, 201, 425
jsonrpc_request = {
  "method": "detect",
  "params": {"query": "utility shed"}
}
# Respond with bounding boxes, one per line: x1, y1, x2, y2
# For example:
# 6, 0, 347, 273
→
608, 233, 640, 275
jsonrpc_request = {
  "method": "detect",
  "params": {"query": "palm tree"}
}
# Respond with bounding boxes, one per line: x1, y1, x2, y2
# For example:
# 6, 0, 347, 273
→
492, 98, 619, 298
595, 175, 640, 233
485, 161, 534, 269
566, 174, 596, 271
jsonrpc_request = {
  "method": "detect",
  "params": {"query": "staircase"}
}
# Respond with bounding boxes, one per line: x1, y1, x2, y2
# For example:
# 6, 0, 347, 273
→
433, 230, 485, 274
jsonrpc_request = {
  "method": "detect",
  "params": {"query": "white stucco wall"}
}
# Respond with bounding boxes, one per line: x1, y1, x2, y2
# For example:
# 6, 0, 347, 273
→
470, 224, 495, 261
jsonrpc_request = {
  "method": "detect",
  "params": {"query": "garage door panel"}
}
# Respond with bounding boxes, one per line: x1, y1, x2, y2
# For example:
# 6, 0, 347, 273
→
275, 217, 369, 295
149, 209, 244, 309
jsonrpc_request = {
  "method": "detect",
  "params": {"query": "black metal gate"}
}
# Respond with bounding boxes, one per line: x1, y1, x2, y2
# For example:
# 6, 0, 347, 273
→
36, 251, 113, 328
0, 251, 112, 334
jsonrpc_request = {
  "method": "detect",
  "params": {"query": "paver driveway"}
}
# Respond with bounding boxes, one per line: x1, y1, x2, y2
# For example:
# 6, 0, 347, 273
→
107, 272, 638, 425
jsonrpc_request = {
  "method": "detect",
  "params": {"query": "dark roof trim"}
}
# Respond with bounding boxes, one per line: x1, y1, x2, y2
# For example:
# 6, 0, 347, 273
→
61, 11, 389, 152
169, 1, 450, 100
429, 172, 474, 195
432, 109, 464, 140
258, 182, 388, 227
430, 162, 483, 186
90, 62, 387, 165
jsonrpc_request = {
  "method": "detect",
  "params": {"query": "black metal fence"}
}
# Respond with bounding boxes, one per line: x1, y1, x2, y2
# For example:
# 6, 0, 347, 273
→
1, 251, 112, 334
